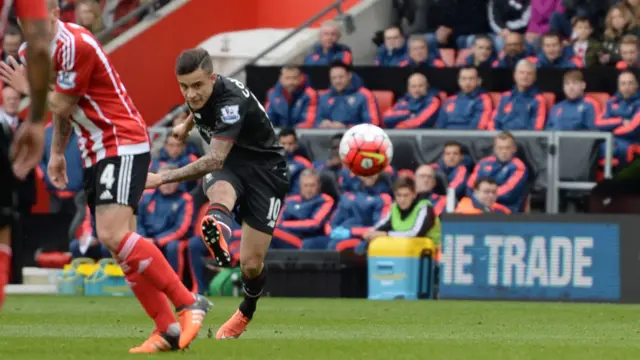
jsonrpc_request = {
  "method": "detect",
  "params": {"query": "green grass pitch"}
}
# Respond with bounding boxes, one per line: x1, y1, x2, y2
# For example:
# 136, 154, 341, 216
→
0, 295, 639, 359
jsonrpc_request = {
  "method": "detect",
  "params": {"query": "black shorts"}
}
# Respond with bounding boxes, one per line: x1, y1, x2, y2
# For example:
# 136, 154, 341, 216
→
0, 127, 16, 228
202, 160, 289, 235
83, 153, 150, 216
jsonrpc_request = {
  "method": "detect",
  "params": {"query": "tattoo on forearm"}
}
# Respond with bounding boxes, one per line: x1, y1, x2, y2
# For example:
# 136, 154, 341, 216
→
52, 114, 72, 154
24, 20, 52, 123
160, 139, 233, 184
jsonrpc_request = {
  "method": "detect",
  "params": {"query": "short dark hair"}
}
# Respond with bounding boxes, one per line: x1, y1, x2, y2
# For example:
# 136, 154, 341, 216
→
572, 16, 592, 27
394, 176, 415, 192
541, 32, 561, 44
175, 48, 213, 75
279, 127, 297, 139
443, 141, 463, 153
474, 177, 497, 190
330, 61, 352, 73
458, 65, 478, 77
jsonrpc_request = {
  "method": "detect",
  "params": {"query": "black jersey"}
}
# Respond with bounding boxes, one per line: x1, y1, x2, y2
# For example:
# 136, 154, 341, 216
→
190, 75, 285, 165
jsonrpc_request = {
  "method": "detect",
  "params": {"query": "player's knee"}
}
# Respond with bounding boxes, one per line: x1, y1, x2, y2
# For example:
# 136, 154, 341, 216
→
95, 205, 133, 251
240, 255, 264, 278
206, 181, 236, 209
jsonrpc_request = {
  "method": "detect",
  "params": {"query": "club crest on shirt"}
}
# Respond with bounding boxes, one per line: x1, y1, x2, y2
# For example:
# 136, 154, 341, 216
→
57, 71, 77, 90
220, 105, 241, 124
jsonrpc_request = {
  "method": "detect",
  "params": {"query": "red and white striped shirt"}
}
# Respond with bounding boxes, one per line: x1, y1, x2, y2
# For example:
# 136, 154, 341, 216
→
20, 21, 150, 168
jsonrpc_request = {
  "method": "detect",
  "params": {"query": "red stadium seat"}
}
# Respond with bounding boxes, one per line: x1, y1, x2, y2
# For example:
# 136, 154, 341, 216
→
373, 90, 394, 114
455, 49, 472, 66
587, 92, 610, 111
542, 92, 556, 111
397, 169, 415, 179
439, 49, 455, 67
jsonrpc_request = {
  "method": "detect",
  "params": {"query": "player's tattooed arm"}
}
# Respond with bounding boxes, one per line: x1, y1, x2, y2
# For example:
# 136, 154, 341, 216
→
21, 19, 52, 123
160, 139, 233, 184
51, 113, 73, 155
49, 92, 81, 119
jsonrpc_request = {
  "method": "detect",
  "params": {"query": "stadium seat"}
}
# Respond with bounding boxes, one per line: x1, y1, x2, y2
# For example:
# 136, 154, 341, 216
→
489, 92, 502, 108
397, 169, 414, 178
587, 92, 610, 111
388, 136, 424, 171
319, 170, 342, 201
439, 49, 455, 67
419, 135, 479, 164
373, 91, 394, 114
298, 133, 336, 162
455, 49, 472, 66
557, 137, 600, 211
543, 92, 556, 111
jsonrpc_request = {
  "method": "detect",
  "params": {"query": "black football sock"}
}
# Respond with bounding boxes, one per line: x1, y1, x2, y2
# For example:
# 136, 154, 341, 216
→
207, 203, 233, 242
238, 266, 266, 320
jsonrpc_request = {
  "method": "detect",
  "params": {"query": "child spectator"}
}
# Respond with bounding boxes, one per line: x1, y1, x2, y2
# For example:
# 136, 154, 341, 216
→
571, 16, 602, 68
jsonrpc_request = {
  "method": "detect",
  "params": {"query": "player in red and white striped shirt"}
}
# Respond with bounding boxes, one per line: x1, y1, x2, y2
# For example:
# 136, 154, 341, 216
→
0, 0, 51, 311
6, 0, 211, 352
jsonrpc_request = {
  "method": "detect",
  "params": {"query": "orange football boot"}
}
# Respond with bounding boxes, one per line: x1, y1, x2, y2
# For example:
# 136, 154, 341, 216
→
216, 310, 250, 339
177, 294, 213, 349
200, 215, 232, 267
129, 331, 179, 353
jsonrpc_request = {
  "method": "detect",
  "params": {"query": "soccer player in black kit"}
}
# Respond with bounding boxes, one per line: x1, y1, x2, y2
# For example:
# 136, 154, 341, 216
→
145, 48, 289, 339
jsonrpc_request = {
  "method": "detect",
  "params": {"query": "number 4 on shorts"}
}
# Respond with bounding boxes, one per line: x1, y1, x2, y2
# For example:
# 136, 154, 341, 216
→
266, 197, 281, 228
99, 163, 116, 201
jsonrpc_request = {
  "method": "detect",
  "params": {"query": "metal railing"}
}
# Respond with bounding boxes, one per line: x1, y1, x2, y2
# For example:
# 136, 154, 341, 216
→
154, 0, 348, 127
147, 127, 614, 214
95, 0, 161, 43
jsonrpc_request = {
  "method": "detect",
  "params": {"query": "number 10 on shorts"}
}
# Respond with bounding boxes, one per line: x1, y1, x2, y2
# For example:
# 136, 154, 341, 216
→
266, 197, 281, 228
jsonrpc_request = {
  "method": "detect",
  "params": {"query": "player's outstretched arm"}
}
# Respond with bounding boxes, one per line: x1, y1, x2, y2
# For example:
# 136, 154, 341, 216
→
146, 138, 233, 188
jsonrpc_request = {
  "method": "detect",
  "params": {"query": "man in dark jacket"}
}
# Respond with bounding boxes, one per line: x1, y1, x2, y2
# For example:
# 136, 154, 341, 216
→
266, 65, 318, 128
304, 21, 353, 65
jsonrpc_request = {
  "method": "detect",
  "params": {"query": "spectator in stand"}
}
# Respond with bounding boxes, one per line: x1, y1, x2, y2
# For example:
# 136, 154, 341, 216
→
340, 170, 394, 197
493, 32, 532, 68
400, 36, 445, 68
1, 26, 22, 64
138, 164, 194, 277
531, 33, 582, 68
549, 0, 616, 38
0, 87, 21, 130
375, 26, 407, 66
314, 133, 344, 179
150, 135, 198, 192
487, 0, 532, 51
271, 169, 334, 249
455, 177, 511, 214
431, 142, 470, 198
571, 16, 602, 68
414, 165, 446, 215
490, 59, 547, 131
600, 5, 640, 66
463, 35, 497, 68
265, 65, 318, 128
427, 0, 491, 49
75, 0, 104, 35
316, 62, 380, 128
616, 34, 640, 69
436, 66, 493, 129
364, 177, 442, 251
69, 205, 111, 260
279, 128, 313, 195
526, 0, 564, 45
383, 73, 441, 129
467, 132, 528, 212
322, 192, 392, 252
304, 21, 353, 66
595, 71, 640, 168
547, 70, 601, 130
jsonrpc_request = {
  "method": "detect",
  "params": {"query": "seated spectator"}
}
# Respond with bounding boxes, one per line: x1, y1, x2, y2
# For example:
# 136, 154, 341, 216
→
600, 5, 640, 66
40, 123, 84, 197
595, 71, 640, 168
316, 62, 381, 128
489, 59, 547, 131
279, 128, 313, 194
151, 135, 198, 192
319, 191, 392, 252
431, 142, 470, 198
414, 165, 446, 215
314, 133, 344, 179
69, 205, 110, 260
265, 65, 318, 128
547, 70, 600, 130
571, 16, 601, 68
188, 204, 242, 294
375, 26, 408, 66
0, 86, 21, 130
1, 26, 22, 64
363, 177, 442, 253
456, 177, 511, 214
436, 66, 493, 129
271, 170, 334, 249
382, 73, 441, 129
463, 35, 497, 68
400, 36, 445, 68
616, 34, 640, 69
531, 33, 582, 68
340, 170, 394, 197
466, 132, 528, 212
138, 164, 194, 277
493, 32, 532, 68
170, 107, 201, 157
304, 21, 353, 66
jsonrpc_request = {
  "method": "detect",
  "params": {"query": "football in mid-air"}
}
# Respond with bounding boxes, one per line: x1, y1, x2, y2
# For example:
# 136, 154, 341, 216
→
338, 124, 394, 177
